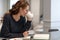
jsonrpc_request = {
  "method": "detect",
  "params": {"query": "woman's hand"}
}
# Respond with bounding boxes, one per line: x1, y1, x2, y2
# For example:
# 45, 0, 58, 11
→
26, 11, 33, 21
23, 31, 29, 37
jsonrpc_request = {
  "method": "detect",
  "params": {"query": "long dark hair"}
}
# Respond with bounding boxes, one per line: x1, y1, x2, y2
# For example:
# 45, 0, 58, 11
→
9, 1, 29, 15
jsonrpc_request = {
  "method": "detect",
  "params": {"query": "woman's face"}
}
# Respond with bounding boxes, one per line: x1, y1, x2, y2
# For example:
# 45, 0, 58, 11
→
20, 6, 29, 16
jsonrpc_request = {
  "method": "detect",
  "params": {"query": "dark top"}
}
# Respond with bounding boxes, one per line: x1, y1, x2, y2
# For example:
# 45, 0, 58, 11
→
1, 14, 31, 38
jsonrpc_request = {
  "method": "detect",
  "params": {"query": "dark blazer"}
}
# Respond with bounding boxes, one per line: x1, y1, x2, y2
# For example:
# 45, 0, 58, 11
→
1, 14, 31, 38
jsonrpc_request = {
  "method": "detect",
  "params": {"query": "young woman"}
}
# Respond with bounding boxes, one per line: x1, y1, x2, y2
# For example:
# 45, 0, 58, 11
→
1, 1, 32, 38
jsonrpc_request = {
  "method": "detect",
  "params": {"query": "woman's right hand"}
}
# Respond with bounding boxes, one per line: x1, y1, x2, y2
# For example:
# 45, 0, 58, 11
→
26, 11, 33, 21
23, 31, 29, 37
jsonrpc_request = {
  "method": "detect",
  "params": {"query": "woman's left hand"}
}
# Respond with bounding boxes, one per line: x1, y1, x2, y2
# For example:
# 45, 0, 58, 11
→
23, 31, 29, 37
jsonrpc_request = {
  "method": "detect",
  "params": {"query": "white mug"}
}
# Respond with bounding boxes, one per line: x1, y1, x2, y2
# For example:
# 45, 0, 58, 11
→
26, 11, 33, 19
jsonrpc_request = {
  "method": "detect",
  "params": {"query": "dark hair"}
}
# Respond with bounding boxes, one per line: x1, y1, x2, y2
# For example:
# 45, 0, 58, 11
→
9, 1, 29, 15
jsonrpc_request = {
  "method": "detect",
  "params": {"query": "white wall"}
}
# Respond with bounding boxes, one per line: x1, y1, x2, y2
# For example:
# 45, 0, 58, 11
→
0, 0, 9, 17
51, 0, 60, 40
43, 0, 51, 33
30, 0, 40, 26
10, 0, 18, 9
0, 0, 3, 17
51, 0, 60, 30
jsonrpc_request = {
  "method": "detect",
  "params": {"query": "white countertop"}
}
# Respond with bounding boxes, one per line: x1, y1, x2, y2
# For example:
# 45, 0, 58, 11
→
33, 34, 49, 39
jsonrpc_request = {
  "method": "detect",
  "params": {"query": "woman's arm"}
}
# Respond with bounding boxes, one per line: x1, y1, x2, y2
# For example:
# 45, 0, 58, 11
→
24, 11, 33, 31
22, 20, 31, 37
25, 21, 31, 31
